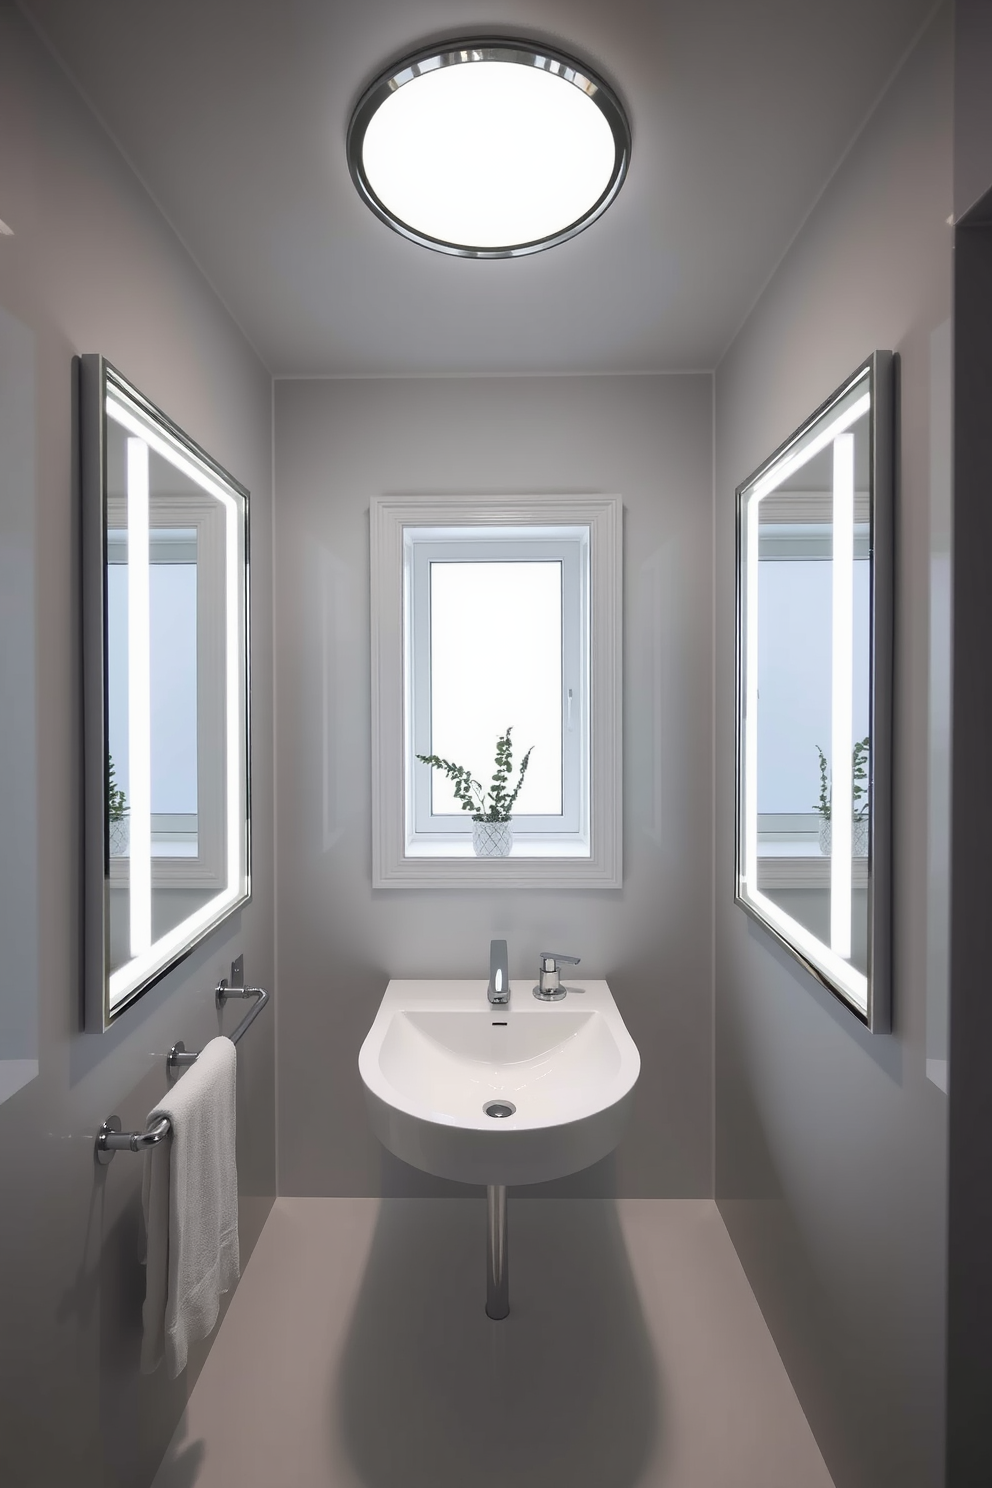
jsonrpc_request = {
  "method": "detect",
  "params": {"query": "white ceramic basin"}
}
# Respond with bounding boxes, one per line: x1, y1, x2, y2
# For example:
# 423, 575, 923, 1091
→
359, 979, 640, 1185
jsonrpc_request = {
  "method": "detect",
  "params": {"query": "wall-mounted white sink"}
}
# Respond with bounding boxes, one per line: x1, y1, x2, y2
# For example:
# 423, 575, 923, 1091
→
359, 979, 640, 1186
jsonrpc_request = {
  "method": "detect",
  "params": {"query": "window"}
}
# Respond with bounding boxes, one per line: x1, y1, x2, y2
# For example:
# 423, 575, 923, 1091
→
371, 495, 621, 887
408, 527, 586, 843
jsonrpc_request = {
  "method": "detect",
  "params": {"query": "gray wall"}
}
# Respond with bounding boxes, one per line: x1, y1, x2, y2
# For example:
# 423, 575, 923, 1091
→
274, 372, 713, 1199
947, 202, 992, 1488
0, 7, 276, 1487
714, 10, 950, 1488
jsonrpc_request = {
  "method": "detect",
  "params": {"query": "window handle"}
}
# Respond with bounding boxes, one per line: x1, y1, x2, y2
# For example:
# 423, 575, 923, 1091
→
566, 687, 573, 731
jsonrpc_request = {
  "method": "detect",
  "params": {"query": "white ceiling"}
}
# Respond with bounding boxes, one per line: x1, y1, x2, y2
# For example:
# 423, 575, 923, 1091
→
22, 0, 935, 376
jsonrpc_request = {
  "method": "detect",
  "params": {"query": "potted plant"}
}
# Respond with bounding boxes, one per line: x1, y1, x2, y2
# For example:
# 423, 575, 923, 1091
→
107, 753, 129, 857
417, 727, 534, 858
814, 737, 869, 857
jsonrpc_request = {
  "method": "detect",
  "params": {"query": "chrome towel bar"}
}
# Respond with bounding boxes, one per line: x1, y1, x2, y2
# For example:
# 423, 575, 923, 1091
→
168, 979, 269, 1068
95, 969, 270, 1165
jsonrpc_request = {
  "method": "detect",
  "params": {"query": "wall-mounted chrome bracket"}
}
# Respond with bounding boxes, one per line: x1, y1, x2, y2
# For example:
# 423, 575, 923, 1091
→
94, 958, 270, 1165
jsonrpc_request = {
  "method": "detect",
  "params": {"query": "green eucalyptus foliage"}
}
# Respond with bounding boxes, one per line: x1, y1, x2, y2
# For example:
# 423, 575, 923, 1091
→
417, 727, 534, 823
852, 737, 870, 816
107, 753, 128, 823
814, 737, 870, 820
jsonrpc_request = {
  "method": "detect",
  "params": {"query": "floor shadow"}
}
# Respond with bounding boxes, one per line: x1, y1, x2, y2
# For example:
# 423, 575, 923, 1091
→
148, 1435, 207, 1488
337, 1197, 658, 1488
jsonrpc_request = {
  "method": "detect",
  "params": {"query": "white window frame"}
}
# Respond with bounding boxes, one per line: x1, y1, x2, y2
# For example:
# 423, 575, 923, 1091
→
371, 494, 622, 888
408, 527, 586, 839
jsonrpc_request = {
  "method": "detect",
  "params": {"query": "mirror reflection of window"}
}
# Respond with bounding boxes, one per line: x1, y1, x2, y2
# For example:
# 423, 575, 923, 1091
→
755, 496, 872, 976
106, 516, 205, 974
106, 528, 199, 861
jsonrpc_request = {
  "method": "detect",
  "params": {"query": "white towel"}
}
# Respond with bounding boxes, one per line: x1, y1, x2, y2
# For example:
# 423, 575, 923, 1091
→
140, 1035, 240, 1377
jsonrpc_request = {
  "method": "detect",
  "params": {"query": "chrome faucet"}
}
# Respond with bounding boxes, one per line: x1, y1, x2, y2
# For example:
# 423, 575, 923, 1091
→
488, 939, 510, 1005
533, 952, 581, 1001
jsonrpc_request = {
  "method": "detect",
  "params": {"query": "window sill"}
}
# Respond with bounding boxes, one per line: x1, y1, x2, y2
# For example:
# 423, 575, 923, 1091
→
405, 836, 591, 859
108, 857, 225, 890
756, 856, 869, 890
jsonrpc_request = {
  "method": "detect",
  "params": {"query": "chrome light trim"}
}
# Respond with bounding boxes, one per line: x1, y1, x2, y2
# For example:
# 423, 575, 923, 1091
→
346, 38, 631, 259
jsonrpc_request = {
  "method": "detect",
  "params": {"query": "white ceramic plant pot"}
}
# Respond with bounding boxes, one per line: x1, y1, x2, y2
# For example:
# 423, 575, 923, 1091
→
818, 817, 869, 857
109, 816, 129, 858
472, 820, 512, 858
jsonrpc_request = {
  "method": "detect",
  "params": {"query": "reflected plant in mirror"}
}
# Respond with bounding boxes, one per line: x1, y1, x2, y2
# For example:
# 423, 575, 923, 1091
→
814, 738, 870, 857
81, 357, 251, 1030
735, 353, 893, 1031
107, 752, 129, 858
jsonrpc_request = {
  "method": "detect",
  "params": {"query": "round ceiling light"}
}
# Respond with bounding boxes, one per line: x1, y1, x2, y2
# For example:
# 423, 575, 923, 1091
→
347, 39, 631, 259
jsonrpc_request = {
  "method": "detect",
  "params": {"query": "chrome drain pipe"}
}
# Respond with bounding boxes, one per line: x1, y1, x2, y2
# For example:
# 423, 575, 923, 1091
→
486, 1184, 509, 1320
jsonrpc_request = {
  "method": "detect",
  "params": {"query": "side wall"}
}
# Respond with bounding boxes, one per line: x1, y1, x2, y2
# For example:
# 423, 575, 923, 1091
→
947, 198, 992, 1488
946, 10, 992, 1481
0, 9, 275, 1487
714, 10, 950, 1488
274, 372, 713, 1199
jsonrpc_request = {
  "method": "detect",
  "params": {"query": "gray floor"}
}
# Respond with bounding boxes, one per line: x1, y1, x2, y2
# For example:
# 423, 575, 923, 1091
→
152, 1198, 834, 1488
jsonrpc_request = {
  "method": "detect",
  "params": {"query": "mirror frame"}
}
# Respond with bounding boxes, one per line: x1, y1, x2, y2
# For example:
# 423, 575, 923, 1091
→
734, 351, 893, 1032
80, 356, 251, 1031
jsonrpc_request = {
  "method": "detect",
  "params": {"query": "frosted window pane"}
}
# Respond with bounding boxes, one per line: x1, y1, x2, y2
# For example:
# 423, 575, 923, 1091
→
150, 562, 197, 813
107, 553, 198, 819
757, 557, 870, 814
430, 561, 561, 815
756, 559, 831, 815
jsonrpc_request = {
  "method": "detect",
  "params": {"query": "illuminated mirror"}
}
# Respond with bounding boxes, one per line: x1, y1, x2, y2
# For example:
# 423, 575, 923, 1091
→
81, 358, 250, 1029
735, 354, 892, 1030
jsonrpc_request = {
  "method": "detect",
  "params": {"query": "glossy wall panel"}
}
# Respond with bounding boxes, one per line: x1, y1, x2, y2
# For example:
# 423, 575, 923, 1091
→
0, 10, 275, 1487
714, 10, 950, 1488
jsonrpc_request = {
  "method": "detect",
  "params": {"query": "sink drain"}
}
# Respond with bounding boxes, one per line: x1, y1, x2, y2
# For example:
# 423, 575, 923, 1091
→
484, 1100, 516, 1119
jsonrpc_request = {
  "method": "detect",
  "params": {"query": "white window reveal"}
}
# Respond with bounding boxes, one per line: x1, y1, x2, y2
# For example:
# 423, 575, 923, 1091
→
370, 496, 621, 888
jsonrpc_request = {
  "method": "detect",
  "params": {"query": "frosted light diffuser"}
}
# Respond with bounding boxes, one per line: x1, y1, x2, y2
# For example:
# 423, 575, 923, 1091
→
830, 432, 855, 958
126, 437, 152, 957
348, 40, 630, 257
